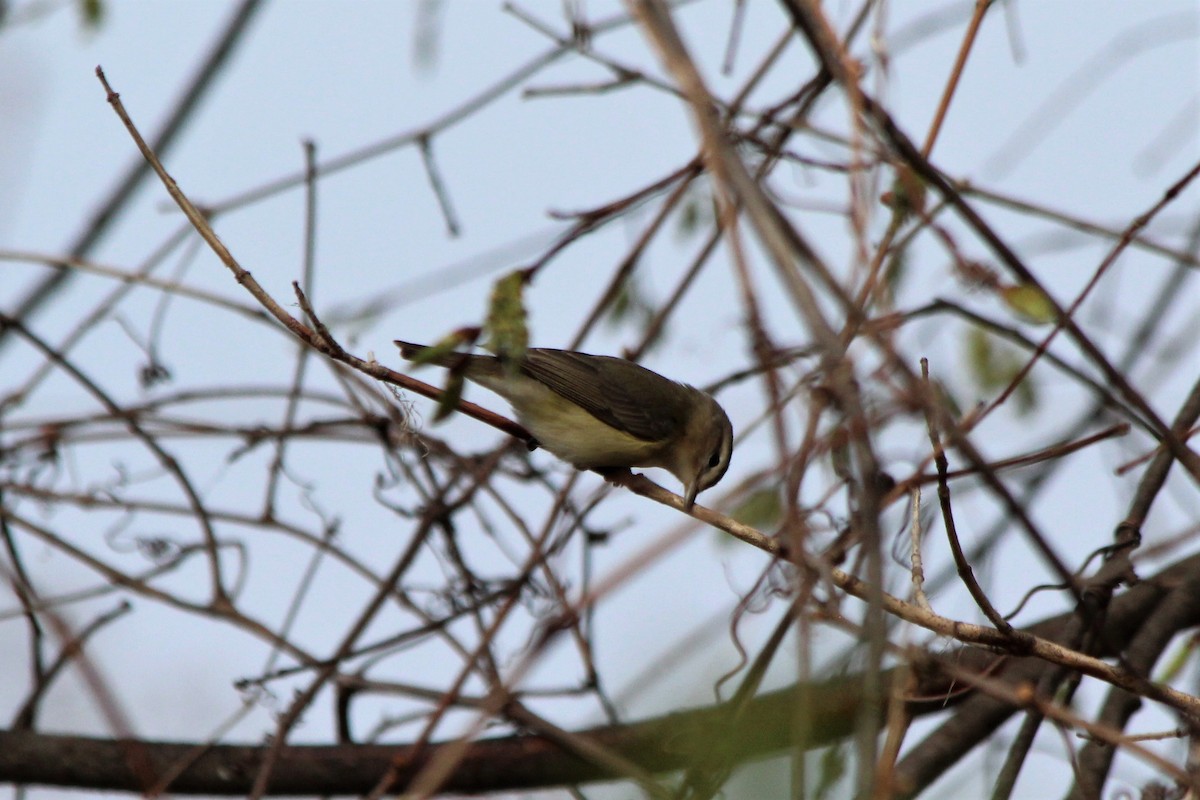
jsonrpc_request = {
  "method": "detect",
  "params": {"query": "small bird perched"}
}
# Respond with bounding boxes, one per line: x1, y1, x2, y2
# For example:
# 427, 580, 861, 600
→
395, 341, 733, 510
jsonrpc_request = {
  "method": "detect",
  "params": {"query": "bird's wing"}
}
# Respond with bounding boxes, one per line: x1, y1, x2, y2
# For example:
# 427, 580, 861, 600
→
522, 350, 692, 442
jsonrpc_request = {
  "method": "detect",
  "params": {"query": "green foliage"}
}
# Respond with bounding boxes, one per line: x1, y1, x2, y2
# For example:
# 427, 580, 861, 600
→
433, 371, 464, 423
882, 163, 927, 221
1154, 634, 1198, 684
675, 184, 712, 242
485, 270, 528, 376
882, 246, 909, 306
814, 743, 848, 799
999, 283, 1058, 325
964, 327, 1039, 415
78, 0, 104, 28
402, 331, 475, 422
730, 487, 783, 529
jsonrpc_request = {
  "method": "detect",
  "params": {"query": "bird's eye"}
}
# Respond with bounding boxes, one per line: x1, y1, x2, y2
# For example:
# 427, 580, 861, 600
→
707, 450, 721, 470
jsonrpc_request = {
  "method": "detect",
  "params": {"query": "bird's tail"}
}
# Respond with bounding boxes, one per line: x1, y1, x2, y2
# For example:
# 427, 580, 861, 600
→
394, 340, 500, 377
394, 340, 430, 360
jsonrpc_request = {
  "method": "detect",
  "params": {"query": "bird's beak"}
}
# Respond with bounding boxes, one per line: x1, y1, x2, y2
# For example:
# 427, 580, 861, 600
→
683, 481, 699, 512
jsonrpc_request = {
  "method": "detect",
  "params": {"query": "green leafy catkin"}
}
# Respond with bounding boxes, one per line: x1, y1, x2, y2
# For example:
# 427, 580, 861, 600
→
433, 372, 465, 423
485, 271, 529, 377
405, 330, 476, 423
1000, 283, 1057, 325
407, 331, 472, 368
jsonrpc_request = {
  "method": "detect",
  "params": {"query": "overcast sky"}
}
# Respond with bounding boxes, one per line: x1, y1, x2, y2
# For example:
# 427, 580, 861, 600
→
1, 3, 1198, 798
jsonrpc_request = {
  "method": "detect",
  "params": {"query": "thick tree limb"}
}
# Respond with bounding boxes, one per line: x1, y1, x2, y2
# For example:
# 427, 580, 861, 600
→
1, 553, 1193, 796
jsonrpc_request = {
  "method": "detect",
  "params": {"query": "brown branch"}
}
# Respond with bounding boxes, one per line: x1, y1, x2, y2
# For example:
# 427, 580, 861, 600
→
0, 677, 861, 796
0, 0, 266, 350
919, 358, 1011, 633
94, 67, 532, 448
3, 552, 1198, 796
0, 314, 229, 606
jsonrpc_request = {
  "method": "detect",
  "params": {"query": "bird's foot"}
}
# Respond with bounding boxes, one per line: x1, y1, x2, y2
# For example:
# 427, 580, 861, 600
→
595, 466, 634, 486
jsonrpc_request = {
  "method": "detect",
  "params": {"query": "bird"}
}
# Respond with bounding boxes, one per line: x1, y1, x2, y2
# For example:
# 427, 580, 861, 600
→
395, 340, 733, 510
